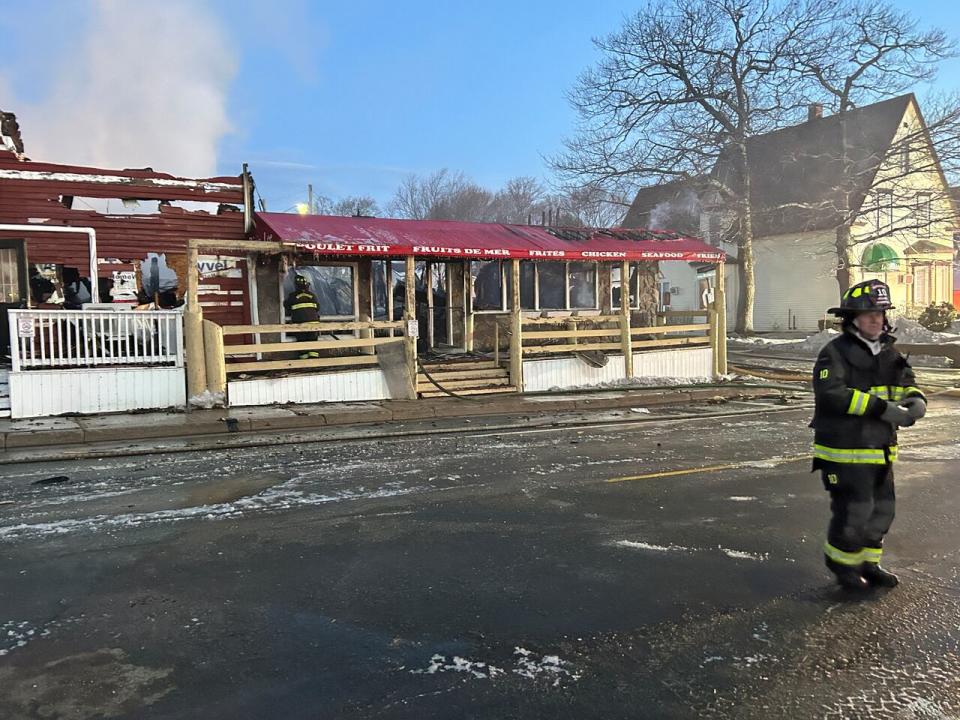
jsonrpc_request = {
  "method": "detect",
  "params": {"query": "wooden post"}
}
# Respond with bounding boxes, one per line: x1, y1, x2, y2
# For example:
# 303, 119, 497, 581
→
620, 260, 633, 379
184, 244, 207, 399
493, 319, 500, 366
509, 258, 522, 391
716, 260, 728, 374
464, 260, 474, 352
426, 261, 435, 351
203, 319, 226, 396
359, 313, 374, 355
708, 307, 720, 378
404, 255, 417, 397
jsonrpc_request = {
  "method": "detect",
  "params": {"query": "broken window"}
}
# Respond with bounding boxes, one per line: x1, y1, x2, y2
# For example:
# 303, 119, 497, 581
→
611, 263, 641, 310
472, 260, 506, 311
568, 262, 597, 309
284, 264, 356, 318
537, 262, 566, 309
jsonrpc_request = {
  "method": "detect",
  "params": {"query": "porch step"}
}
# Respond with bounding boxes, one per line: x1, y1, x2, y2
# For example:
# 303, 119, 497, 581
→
418, 359, 501, 371
416, 357, 513, 398
417, 376, 512, 392
418, 385, 519, 398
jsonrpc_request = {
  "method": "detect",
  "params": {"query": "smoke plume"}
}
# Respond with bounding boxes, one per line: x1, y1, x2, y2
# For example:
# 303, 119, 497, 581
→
0, 0, 236, 177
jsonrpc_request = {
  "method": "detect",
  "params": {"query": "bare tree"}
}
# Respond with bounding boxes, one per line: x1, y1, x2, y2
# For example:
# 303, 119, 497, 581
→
331, 195, 381, 217
797, 1, 957, 294
491, 176, 547, 223
552, 0, 823, 333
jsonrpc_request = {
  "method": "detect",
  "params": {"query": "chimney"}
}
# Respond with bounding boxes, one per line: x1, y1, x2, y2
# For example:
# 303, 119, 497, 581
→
808, 103, 823, 122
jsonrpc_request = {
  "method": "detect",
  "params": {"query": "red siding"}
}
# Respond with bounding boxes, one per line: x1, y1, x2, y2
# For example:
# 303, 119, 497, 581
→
0, 149, 253, 327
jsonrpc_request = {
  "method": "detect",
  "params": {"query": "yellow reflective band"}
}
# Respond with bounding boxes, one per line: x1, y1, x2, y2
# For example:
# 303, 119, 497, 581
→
813, 444, 897, 465
869, 386, 891, 400
862, 547, 883, 564
901, 386, 924, 399
824, 542, 864, 566
852, 287, 863, 298
291, 302, 318, 310
847, 389, 870, 416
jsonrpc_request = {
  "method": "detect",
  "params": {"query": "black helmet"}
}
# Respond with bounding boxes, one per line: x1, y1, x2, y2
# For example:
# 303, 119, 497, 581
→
294, 274, 309, 288
828, 279, 895, 316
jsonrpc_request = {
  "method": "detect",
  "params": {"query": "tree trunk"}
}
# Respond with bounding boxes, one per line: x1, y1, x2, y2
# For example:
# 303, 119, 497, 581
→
734, 143, 755, 334
834, 223, 855, 294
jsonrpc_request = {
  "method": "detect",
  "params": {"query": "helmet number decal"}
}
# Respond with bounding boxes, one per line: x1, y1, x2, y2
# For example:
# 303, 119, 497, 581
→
819, 369, 829, 379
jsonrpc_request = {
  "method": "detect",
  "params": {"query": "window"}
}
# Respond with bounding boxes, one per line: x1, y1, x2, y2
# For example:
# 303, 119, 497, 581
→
283, 264, 356, 319
568, 262, 598, 309
537, 262, 567, 310
471, 260, 506, 311
0, 248, 23, 303
611, 263, 641, 310
916, 192, 932, 238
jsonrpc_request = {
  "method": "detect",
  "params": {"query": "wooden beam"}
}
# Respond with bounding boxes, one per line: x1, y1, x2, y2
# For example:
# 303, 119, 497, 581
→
630, 323, 711, 336
189, 238, 286, 253
405, 255, 417, 397
203, 319, 226, 395
523, 328, 621, 339
509, 258, 522, 389
223, 336, 403, 355
226, 355, 380, 374
221, 320, 403, 335
716, 260, 728, 374
522, 337, 711, 356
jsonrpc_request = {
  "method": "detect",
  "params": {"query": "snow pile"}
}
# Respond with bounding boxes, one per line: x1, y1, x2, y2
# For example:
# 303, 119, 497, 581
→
892, 317, 960, 344
788, 329, 840, 354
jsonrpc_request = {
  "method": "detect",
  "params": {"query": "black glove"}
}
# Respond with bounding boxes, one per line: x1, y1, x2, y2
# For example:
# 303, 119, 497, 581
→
901, 396, 926, 420
880, 402, 914, 428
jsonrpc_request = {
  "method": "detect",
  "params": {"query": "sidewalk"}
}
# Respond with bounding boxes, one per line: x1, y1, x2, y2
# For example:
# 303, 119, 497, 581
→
0, 384, 795, 454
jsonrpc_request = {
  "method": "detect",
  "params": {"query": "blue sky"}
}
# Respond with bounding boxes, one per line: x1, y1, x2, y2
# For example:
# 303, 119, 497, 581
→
2, 0, 959, 214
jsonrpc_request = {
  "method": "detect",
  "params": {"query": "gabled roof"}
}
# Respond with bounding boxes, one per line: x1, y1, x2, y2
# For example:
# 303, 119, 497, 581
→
716, 94, 914, 237
622, 179, 702, 235
254, 212, 725, 262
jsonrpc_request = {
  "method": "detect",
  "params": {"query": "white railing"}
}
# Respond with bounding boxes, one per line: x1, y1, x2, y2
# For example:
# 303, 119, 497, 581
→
8, 308, 184, 372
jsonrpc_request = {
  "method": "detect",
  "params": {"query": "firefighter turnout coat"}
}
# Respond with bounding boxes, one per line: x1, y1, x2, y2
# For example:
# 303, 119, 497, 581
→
811, 329, 925, 467
284, 288, 321, 324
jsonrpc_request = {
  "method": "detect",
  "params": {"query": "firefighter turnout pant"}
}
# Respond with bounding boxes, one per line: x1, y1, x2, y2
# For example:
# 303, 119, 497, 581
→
294, 328, 320, 359
821, 463, 895, 570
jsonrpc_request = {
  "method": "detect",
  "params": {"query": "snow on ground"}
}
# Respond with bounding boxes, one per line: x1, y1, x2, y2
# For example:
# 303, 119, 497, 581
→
406, 648, 580, 687
730, 318, 960, 361
613, 540, 770, 561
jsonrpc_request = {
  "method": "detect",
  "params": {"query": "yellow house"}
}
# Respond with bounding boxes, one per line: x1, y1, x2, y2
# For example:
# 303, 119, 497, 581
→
626, 94, 957, 331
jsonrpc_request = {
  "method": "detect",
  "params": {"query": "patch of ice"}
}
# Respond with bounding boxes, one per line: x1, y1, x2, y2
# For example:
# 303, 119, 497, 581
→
512, 647, 581, 687
630, 407, 651, 414
720, 548, 769, 561
409, 653, 503, 680
728, 496, 757, 502
614, 540, 694, 553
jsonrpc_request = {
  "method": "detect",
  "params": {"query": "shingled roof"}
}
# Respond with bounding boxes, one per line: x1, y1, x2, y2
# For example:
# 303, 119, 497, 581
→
624, 94, 919, 239
716, 94, 915, 237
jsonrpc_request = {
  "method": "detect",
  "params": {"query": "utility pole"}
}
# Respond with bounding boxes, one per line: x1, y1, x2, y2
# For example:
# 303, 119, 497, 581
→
307, 184, 314, 214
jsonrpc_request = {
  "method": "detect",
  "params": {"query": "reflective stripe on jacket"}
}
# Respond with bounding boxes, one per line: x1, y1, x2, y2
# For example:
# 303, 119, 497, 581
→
810, 329, 924, 465
284, 290, 320, 323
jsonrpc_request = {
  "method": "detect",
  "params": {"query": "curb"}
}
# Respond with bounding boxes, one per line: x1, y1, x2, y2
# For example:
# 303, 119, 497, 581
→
0, 386, 789, 458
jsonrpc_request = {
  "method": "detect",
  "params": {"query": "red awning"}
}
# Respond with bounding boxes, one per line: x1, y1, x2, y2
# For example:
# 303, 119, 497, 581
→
254, 212, 725, 262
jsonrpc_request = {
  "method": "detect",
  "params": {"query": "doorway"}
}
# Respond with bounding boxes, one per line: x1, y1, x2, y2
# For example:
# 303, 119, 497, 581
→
0, 239, 28, 361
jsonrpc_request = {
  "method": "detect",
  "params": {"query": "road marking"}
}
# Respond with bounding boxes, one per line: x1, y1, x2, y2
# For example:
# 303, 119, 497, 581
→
607, 455, 809, 483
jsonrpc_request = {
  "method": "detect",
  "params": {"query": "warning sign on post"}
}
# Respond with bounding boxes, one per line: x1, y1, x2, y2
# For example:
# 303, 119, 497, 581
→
406, 319, 419, 338
17, 317, 34, 338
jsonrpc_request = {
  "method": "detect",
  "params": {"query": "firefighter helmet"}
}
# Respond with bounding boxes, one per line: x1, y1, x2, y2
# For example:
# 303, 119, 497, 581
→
828, 279, 895, 316
294, 274, 310, 288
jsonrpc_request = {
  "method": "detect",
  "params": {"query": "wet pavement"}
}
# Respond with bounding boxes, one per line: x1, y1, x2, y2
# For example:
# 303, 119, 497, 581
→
0, 396, 958, 719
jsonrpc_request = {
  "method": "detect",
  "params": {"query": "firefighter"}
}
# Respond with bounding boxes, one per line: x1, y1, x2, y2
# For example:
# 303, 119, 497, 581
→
811, 279, 927, 590
284, 274, 321, 359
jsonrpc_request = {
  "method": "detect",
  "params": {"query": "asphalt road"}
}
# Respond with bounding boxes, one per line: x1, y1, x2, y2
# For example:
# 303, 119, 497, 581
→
1, 396, 959, 719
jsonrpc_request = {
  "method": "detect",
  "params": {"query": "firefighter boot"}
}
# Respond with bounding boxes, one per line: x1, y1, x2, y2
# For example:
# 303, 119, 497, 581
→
825, 557, 870, 591
862, 564, 899, 588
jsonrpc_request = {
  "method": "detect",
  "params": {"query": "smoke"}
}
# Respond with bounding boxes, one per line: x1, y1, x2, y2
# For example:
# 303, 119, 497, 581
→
648, 187, 701, 230
0, 0, 236, 177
